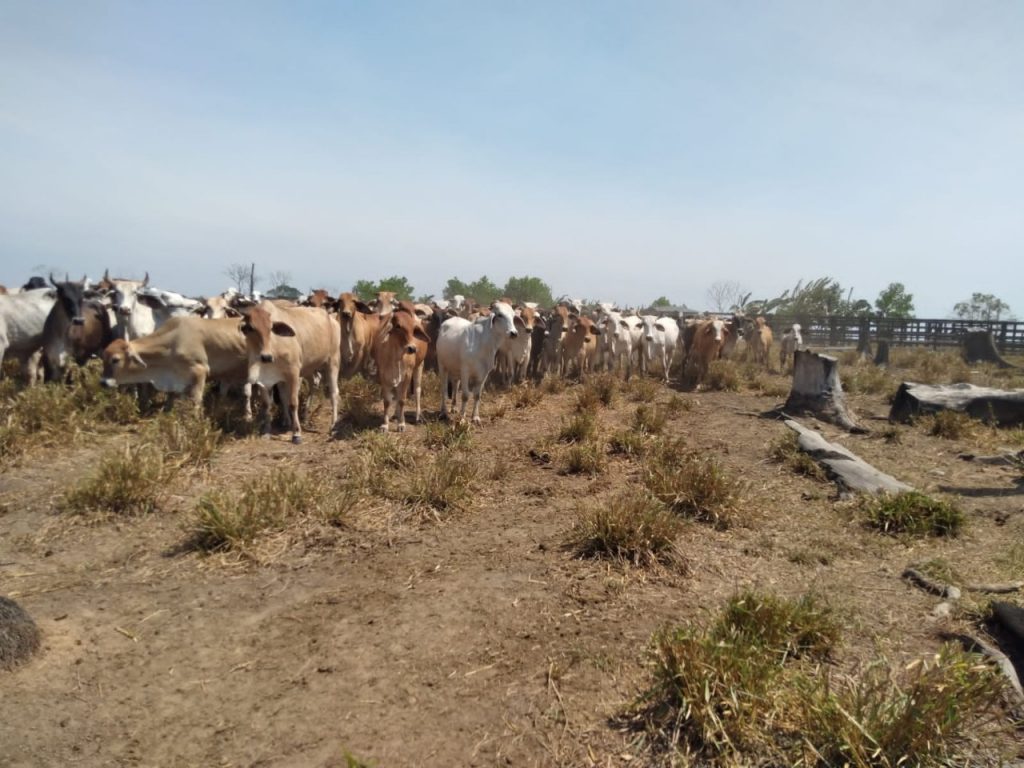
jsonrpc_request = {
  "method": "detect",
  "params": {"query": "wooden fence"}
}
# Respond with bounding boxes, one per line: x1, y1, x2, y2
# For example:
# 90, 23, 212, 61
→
767, 316, 1024, 352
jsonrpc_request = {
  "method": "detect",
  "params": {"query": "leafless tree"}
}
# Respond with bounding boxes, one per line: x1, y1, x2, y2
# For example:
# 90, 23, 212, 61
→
266, 270, 292, 290
706, 280, 745, 313
225, 263, 260, 294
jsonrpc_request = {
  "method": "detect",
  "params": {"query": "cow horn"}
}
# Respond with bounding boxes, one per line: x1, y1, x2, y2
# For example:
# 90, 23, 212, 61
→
49, 273, 58, 287
142, 272, 149, 287
103, 268, 110, 281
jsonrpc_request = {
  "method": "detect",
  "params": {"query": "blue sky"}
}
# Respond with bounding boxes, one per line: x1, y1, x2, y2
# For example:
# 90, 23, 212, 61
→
1, 1, 1021, 316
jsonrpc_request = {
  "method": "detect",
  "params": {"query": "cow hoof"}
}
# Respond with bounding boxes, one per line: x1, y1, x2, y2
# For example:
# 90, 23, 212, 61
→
439, 412, 449, 422
472, 417, 482, 426
397, 424, 406, 433
291, 434, 303, 445
379, 424, 389, 433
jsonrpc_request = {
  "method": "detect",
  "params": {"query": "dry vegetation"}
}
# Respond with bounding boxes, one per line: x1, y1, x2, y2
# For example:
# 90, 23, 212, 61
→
2, 347, 1024, 766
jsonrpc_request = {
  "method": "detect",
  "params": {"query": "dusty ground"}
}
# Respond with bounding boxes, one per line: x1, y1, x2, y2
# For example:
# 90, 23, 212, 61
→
2, 354, 1023, 767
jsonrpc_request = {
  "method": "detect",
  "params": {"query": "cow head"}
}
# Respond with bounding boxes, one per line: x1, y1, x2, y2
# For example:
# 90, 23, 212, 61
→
336, 292, 373, 320
100, 338, 147, 386
490, 301, 517, 338
49, 274, 90, 326
240, 304, 295, 363
372, 291, 397, 316
389, 310, 430, 355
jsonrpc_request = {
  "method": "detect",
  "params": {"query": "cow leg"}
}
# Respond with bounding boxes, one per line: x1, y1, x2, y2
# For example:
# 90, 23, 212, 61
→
459, 367, 472, 422
380, 384, 393, 433
325, 362, 339, 430
469, 377, 484, 426
240, 381, 253, 422
285, 373, 302, 443
187, 366, 208, 414
412, 361, 424, 425
438, 365, 450, 421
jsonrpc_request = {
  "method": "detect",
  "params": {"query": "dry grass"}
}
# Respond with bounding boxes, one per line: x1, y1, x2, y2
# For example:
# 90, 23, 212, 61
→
541, 374, 567, 394
420, 419, 474, 451
860, 491, 965, 537
768, 431, 827, 481
631, 403, 668, 436
924, 410, 976, 440
568, 489, 683, 567
608, 428, 650, 458
509, 382, 544, 409
642, 438, 741, 529
560, 438, 607, 476
841, 364, 897, 396
336, 375, 380, 430
625, 376, 660, 402
146, 409, 223, 470
892, 348, 972, 384
631, 592, 1006, 767
395, 448, 477, 519
583, 373, 619, 407
58, 442, 165, 516
190, 466, 353, 552
704, 360, 740, 392
557, 411, 599, 444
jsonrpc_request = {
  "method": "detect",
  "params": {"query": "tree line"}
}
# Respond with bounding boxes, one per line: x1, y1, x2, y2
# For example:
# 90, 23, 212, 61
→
223, 262, 1012, 322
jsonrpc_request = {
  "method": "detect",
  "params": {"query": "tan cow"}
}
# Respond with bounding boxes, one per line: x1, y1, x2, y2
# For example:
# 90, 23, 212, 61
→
683, 318, 732, 389
100, 316, 257, 416
336, 292, 388, 377
749, 316, 773, 369
372, 308, 430, 432
560, 316, 601, 380
240, 302, 340, 444
301, 289, 335, 309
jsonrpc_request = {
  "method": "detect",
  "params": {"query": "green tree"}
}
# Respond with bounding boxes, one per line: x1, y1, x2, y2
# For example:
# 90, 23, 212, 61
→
443, 275, 502, 304
751, 277, 870, 317
352, 275, 414, 301
874, 282, 915, 318
953, 293, 1011, 321
502, 275, 554, 307
651, 296, 672, 308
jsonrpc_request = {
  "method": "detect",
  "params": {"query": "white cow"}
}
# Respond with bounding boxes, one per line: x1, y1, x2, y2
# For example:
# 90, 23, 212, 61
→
136, 287, 203, 326
624, 314, 645, 374
497, 306, 538, 386
0, 288, 56, 383
779, 323, 804, 371
641, 315, 680, 383
437, 301, 518, 424
102, 272, 156, 340
601, 310, 637, 380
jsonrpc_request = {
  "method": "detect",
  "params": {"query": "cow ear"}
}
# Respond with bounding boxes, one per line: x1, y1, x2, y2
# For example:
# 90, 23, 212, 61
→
271, 321, 296, 337
589, 326, 601, 336
513, 315, 526, 331
49, 273, 58, 287
414, 327, 430, 345
137, 293, 163, 309
225, 307, 242, 318
239, 320, 253, 335
128, 348, 147, 368
618, 320, 629, 330
355, 300, 373, 314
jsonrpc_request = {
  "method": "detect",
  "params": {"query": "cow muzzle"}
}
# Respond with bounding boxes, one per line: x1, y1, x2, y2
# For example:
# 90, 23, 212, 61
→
100, 377, 117, 389
405, 344, 417, 355
341, 310, 352, 319
72, 317, 85, 326
508, 330, 518, 338
118, 306, 132, 316
645, 335, 653, 341
260, 353, 274, 363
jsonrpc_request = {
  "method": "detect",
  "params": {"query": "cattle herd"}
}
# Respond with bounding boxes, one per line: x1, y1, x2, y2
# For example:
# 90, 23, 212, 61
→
0, 274, 807, 439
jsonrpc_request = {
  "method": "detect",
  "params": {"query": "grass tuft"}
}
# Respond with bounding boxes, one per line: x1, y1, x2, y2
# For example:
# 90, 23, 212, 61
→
609, 428, 650, 458
925, 410, 976, 440
397, 448, 476, 519
632, 403, 667, 436
642, 438, 741, 529
861, 490, 964, 537
704, 360, 740, 392
558, 411, 598, 444
768, 431, 827, 481
336, 375, 379, 430
561, 438, 607, 476
568, 489, 683, 567
59, 443, 165, 516
420, 419, 473, 451
509, 382, 543, 409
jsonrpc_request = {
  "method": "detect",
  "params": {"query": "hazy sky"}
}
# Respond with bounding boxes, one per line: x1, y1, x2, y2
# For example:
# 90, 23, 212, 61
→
2, 1, 1021, 316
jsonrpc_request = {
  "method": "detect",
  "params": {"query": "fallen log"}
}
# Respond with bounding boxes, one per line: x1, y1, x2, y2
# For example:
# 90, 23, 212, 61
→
785, 419, 912, 495
962, 328, 1017, 369
889, 382, 1024, 427
784, 350, 865, 433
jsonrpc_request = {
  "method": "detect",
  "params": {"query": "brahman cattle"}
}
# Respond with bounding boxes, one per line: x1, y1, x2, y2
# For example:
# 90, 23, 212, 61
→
779, 323, 803, 372
641, 315, 680, 383
560, 316, 601, 380
748, 316, 773, 369
372, 308, 430, 432
683, 318, 731, 389
436, 300, 517, 425
0, 287, 56, 385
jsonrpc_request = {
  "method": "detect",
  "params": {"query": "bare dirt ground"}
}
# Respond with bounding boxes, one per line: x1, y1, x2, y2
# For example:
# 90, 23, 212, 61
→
2, 355, 1024, 767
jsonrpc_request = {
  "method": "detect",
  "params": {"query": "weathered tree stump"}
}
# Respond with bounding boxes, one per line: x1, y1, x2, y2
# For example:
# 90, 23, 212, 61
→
889, 382, 1024, 427
784, 350, 865, 433
962, 328, 1016, 369
0, 596, 40, 671
785, 419, 912, 495
873, 340, 890, 367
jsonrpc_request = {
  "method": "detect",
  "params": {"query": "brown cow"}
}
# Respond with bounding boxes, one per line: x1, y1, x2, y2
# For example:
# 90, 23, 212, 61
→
336, 292, 388, 377
683, 318, 732, 389
301, 289, 335, 309
372, 308, 430, 432
240, 302, 341, 443
560, 316, 601, 380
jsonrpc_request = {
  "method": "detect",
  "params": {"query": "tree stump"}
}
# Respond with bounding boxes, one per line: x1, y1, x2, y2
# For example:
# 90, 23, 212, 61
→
962, 328, 1016, 369
0, 596, 40, 671
873, 340, 890, 367
784, 350, 865, 433
786, 420, 912, 495
889, 382, 1024, 427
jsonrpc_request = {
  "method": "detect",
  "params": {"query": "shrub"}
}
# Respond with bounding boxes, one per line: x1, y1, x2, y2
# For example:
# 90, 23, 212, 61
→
358, 430, 418, 471
585, 373, 619, 407
336, 375, 379, 429
861, 491, 964, 537
608, 428, 649, 458
541, 375, 567, 394
569, 489, 683, 566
